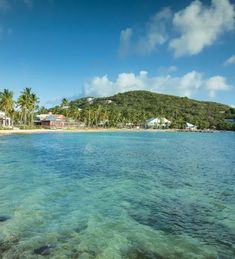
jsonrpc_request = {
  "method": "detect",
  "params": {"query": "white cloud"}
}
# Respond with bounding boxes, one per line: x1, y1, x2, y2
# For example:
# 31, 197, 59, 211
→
224, 54, 235, 65
84, 70, 231, 99
119, 0, 235, 57
136, 7, 172, 54
205, 76, 231, 97
169, 0, 235, 57
119, 7, 172, 56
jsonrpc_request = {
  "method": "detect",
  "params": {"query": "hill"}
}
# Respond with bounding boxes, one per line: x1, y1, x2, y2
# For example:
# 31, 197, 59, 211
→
47, 90, 235, 130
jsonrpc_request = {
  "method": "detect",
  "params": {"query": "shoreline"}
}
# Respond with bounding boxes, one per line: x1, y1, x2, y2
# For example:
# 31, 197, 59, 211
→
0, 128, 220, 135
0, 128, 178, 135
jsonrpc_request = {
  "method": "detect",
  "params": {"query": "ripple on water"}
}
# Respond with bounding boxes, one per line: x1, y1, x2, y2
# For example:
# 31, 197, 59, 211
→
0, 132, 234, 258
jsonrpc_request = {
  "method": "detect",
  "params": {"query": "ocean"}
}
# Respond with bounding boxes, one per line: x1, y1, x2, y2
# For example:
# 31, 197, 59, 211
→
0, 132, 235, 258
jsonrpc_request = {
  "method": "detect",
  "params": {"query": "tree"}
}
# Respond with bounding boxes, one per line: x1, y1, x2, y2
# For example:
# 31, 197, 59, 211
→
61, 98, 69, 107
0, 89, 14, 116
28, 93, 39, 125
17, 88, 39, 125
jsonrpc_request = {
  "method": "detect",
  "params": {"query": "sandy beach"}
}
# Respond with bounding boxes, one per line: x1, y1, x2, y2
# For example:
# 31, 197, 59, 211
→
0, 128, 180, 135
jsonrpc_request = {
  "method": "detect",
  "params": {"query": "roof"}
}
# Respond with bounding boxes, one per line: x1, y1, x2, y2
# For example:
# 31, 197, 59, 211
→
37, 114, 65, 121
186, 122, 196, 127
147, 117, 171, 123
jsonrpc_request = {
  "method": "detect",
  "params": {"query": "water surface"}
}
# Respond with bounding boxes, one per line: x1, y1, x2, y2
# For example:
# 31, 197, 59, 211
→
0, 132, 235, 258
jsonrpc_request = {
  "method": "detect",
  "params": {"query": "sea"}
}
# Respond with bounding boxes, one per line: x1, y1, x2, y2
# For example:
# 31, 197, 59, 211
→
0, 132, 235, 258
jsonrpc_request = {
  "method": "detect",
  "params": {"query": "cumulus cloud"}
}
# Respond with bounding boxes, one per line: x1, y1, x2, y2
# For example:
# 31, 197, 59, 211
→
119, 7, 172, 56
84, 70, 231, 99
119, 0, 235, 57
205, 76, 231, 97
169, 0, 235, 57
224, 54, 235, 65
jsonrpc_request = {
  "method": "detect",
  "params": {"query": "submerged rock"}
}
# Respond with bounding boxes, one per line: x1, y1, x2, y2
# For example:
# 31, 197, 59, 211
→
0, 215, 10, 222
0, 237, 19, 254
33, 245, 51, 256
74, 224, 87, 233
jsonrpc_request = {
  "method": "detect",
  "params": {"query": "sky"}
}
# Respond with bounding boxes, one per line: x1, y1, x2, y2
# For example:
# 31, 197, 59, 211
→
0, 0, 235, 107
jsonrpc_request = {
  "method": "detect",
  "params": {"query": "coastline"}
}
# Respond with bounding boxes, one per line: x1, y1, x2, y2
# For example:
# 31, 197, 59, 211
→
0, 128, 178, 135
0, 128, 219, 135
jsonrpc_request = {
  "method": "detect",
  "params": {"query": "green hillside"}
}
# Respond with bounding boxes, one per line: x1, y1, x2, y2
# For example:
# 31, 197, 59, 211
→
47, 90, 235, 130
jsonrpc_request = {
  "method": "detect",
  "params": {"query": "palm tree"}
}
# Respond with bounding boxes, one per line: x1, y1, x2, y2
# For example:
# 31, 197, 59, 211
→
29, 93, 39, 125
17, 88, 39, 125
61, 98, 69, 107
0, 89, 14, 116
61, 98, 69, 117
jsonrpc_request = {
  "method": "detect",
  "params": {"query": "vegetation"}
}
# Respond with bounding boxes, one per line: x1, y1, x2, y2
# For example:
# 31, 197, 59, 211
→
47, 90, 235, 130
1, 89, 235, 130
0, 87, 39, 126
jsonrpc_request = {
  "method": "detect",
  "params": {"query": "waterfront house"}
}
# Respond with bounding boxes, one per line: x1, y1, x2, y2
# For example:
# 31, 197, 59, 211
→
35, 113, 66, 128
41, 115, 66, 128
35, 113, 84, 129
0, 111, 11, 127
184, 122, 197, 130
146, 117, 171, 128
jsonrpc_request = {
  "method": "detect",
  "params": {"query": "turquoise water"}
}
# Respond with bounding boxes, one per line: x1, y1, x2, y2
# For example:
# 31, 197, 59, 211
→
0, 132, 235, 258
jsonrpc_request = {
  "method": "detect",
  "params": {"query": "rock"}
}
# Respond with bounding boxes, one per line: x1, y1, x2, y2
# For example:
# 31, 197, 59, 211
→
74, 224, 87, 233
0, 216, 10, 222
33, 245, 51, 256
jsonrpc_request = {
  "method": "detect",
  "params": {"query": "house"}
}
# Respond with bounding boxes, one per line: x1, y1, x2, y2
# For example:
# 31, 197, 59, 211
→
184, 122, 197, 130
36, 113, 52, 121
0, 111, 11, 127
35, 114, 66, 128
35, 113, 84, 129
146, 117, 171, 128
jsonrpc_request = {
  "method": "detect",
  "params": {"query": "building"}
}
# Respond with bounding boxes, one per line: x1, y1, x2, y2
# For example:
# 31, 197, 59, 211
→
35, 114, 66, 128
146, 117, 171, 128
0, 111, 11, 127
35, 113, 84, 129
184, 122, 197, 130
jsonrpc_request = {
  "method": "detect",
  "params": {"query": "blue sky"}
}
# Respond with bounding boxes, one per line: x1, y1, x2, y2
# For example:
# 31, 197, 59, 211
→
0, 0, 234, 107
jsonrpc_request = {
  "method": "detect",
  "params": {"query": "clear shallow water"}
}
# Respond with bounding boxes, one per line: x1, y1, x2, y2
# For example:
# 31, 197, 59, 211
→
0, 132, 235, 259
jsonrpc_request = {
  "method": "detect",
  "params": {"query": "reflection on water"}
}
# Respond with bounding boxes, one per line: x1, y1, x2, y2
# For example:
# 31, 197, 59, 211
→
0, 132, 235, 258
